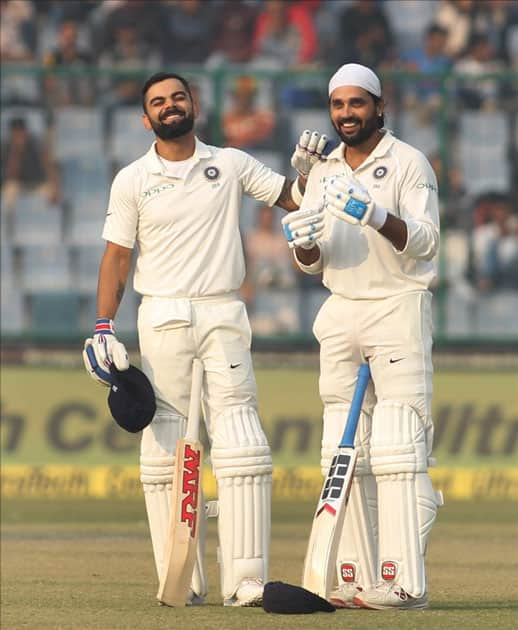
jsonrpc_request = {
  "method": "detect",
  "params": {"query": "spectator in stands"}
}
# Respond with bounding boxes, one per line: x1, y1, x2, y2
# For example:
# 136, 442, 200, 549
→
243, 205, 299, 333
207, 0, 258, 67
335, 0, 396, 70
428, 152, 470, 228
251, 0, 318, 69
0, 0, 39, 103
222, 75, 277, 150
401, 24, 452, 119
43, 19, 95, 106
0, 0, 37, 62
161, 0, 216, 65
434, 0, 477, 59
454, 33, 506, 110
476, 0, 517, 65
98, 19, 161, 108
1, 118, 60, 216
95, 0, 165, 60
471, 193, 518, 291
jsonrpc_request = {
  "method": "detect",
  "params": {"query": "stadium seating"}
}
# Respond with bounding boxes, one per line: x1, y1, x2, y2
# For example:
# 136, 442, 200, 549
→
52, 106, 105, 160
19, 244, 71, 292
458, 112, 510, 195
11, 198, 63, 247
109, 106, 152, 165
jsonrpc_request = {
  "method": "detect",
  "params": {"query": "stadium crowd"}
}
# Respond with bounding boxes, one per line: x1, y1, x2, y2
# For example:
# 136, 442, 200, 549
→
1, 0, 518, 338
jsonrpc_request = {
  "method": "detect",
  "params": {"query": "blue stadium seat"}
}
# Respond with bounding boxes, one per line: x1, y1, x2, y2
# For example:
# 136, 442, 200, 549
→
459, 112, 510, 194
60, 157, 111, 201
12, 198, 63, 246
20, 244, 71, 291
53, 106, 105, 160
398, 111, 439, 154
109, 106, 152, 164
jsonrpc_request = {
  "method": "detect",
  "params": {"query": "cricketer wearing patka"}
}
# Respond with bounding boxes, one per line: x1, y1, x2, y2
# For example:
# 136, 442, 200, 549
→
82, 72, 327, 608
282, 63, 444, 610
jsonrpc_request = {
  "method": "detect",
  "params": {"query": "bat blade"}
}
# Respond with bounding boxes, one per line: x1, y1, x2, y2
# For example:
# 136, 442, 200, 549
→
302, 447, 357, 598
157, 359, 204, 607
302, 363, 370, 599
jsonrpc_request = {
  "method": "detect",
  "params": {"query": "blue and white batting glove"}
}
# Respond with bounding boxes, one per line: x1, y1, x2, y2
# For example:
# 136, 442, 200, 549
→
325, 176, 387, 229
290, 129, 328, 178
282, 206, 324, 250
82, 318, 129, 386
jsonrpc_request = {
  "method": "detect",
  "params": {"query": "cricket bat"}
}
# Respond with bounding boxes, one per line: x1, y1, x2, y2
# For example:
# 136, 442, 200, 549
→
302, 363, 371, 599
157, 358, 204, 606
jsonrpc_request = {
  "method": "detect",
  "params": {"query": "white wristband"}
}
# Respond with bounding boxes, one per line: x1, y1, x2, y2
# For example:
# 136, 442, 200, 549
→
291, 177, 304, 206
368, 204, 388, 230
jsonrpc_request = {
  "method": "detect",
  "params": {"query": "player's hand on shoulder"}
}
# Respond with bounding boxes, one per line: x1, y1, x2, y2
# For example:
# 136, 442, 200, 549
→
282, 206, 324, 249
324, 175, 373, 225
83, 318, 129, 386
291, 129, 328, 178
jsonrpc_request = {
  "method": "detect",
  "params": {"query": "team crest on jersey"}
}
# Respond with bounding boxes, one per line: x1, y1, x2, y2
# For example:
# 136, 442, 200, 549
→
373, 166, 388, 179
204, 166, 220, 181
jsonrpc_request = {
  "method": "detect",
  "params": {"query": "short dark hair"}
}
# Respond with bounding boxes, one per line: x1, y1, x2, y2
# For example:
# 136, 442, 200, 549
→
141, 72, 193, 112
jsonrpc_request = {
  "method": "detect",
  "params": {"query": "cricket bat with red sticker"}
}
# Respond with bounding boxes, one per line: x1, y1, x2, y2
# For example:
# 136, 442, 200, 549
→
302, 363, 371, 599
157, 359, 204, 606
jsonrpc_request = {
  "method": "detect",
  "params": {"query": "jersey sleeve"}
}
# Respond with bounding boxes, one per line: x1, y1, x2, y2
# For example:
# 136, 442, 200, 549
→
230, 148, 285, 207
101, 167, 138, 249
397, 152, 440, 261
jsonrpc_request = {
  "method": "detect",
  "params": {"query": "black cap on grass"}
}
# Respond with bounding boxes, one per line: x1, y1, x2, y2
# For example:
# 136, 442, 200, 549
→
108, 364, 156, 433
263, 581, 335, 614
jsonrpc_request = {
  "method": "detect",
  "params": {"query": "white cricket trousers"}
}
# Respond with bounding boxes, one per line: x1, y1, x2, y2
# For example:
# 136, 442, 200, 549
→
313, 290, 434, 418
137, 293, 258, 421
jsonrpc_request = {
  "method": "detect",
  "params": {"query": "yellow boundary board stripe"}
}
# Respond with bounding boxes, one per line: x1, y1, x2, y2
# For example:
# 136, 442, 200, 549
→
2, 466, 518, 500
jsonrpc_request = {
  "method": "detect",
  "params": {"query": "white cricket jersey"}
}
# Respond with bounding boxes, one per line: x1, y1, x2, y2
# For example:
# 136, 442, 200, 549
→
102, 138, 285, 297
298, 130, 440, 299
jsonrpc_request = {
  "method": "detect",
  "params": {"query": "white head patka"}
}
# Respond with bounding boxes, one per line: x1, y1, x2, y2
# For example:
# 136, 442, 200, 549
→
328, 63, 382, 97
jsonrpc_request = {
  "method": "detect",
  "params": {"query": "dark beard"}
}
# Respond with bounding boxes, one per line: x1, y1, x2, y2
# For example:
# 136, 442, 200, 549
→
334, 113, 379, 147
151, 112, 195, 140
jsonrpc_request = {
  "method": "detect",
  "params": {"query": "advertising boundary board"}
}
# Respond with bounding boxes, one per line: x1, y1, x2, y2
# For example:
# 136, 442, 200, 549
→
2, 465, 518, 501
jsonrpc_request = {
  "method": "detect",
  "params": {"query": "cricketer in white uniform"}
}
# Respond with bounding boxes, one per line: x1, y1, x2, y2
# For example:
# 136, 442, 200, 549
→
282, 64, 444, 610
82, 71, 327, 607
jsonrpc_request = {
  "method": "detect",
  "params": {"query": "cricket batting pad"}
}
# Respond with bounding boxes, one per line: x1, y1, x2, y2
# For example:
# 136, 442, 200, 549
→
370, 400, 443, 598
210, 405, 272, 601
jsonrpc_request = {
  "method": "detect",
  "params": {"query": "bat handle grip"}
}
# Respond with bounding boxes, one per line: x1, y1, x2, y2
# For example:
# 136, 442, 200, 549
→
341, 363, 371, 448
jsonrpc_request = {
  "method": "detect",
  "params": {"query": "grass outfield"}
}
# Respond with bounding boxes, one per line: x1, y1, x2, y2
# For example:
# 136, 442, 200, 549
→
2, 499, 517, 630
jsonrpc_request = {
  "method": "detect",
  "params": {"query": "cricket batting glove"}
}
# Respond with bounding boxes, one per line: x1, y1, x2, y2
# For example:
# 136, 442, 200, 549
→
291, 129, 328, 178
325, 176, 388, 230
282, 206, 324, 250
83, 318, 129, 386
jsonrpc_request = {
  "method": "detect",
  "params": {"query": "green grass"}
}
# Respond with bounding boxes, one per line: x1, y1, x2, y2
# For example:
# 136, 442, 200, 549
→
2, 499, 518, 630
